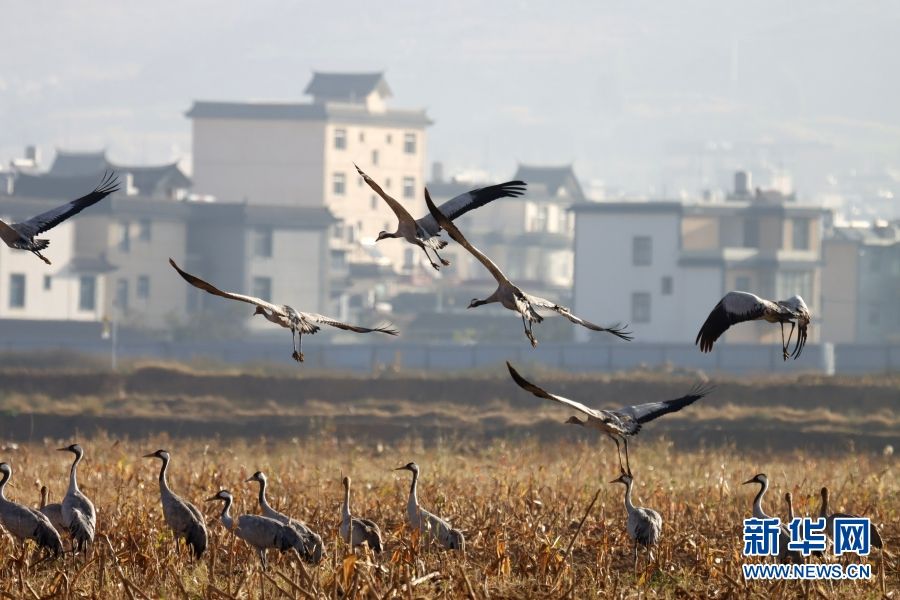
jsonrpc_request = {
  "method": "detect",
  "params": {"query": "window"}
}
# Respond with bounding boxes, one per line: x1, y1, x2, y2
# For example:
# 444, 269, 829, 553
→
332, 223, 344, 240
252, 277, 272, 303
530, 204, 549, 232
742, 218, 759, 248
371, 195, 378, 210
334, 128, 347, 150
631, 292, 651, 323
403, 132, 416, 154
386, 133, 393, 144
403, 177, 415, 199
371, 149, 379, 165
776, 271, 812, 302
138, 219, 152, 242
661, 276, 673, 295
43, 275, 52, 291
253, 227, 273, 258
735, 276, 751, 291
403, 248, 415, 269
119, 221, 131, 252
358, 131, 365, 142
632, 236, 652, 266
384, 177, 391, 189
115, 278, 129, 311
333, 172, 346, 196
9, 274, 25, 308
137, 275, 150, 299
792, 218, 809, 250
79, 276, 96, 311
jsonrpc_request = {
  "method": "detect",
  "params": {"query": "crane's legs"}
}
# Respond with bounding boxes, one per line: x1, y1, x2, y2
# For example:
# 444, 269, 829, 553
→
32, 250, 51, 265
290, 329, 304, 363
521, 315, 538, 348
623, 437, 633, 476
431, 246, 451, 266
418, 242, 441, 271
780, 322, 789, 361
609, 435, 626, 474
633, 541, 639, 572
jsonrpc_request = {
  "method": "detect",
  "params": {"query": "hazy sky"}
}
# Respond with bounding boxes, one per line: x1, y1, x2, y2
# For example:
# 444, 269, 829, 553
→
2, 1, 898, 194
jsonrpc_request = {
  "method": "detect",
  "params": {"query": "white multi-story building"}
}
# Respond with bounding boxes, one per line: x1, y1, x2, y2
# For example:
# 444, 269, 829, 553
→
572, 174, 828, 345
187, 72, 431, 272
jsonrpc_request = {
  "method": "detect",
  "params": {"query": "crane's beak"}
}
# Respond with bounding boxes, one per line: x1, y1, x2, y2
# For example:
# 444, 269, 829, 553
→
741, 477, 756, 485
142, 453, 157, 458
245, 476, 256, 482
56, 447, 69, 452
204, 496, 219, 502
609, 474, 625, 484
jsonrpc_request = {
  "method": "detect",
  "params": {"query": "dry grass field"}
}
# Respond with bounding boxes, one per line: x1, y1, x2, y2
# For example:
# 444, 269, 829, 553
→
0, 435, 896, 599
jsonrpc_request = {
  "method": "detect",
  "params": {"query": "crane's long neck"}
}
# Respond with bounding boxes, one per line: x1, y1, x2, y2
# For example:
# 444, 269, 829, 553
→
342, 483, 352, 520
752, 481, 768, 519
258, 478, 275, 514
819, 492, 828, 520
786, 497, 794, 521
0, 469, 9, 500
408, 470, 419, 510
68, 451, 82, 493
623, 479, 636, 513
219, 498, 234, 530
158, 455, 172, 495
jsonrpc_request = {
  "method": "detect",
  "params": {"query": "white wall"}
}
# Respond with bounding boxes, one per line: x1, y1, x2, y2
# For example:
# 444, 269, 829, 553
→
192, 118, 326, 206
574, 210, 718, 343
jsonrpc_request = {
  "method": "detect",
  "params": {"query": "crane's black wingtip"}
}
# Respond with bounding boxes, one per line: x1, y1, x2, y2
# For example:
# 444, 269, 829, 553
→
506, 361, 528, 387
607, 323, 634, 341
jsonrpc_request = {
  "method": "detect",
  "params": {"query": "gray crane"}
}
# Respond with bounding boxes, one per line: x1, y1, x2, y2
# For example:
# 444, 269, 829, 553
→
0, 172, 118, 264
169, 258, 398, 363
818, 486, 883, 550
610, 472, 662, 571
696, 291, 811, 360
785, 492, 795, 522
0, 463, 63, 556
144, 449, 208, 560
425, 190, 631, 346
507, 362, 711, 475
340, 475, 383, 553
246, 471, 323, 564
356, 164, 526, 270
394, 462, 464, 551
742, 474, 801, 563
38, 485, 66, 535
57, 443, 96, 552
207, 490, 305, 570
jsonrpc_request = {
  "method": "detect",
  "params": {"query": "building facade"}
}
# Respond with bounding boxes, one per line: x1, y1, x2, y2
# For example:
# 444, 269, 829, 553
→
187, 72, 431, 273
572, 177, 828, 345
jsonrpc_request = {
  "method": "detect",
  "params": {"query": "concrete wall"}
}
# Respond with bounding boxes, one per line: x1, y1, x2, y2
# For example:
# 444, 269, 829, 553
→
192, 118, 327, 206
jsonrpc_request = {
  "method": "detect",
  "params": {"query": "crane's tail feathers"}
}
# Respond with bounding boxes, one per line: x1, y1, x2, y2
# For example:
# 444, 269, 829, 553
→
373, 323, 400, 336
187, 521, 208, 559
33, 238, 50, 251
68, 511, 95, 550
448, 529, 466, 552
36, 524, 64, 556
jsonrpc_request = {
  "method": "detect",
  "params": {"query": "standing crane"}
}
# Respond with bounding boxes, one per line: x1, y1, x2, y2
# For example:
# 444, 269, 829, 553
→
143, 450, 208, 560
425, 190, 631, 347
742, 474, 801, 563
207, 490, 306, 570
38, 485, 66, 536
246, 471, 323, 564
394, 462, 464, 551
507, 362, 711, 475
610, 472, 662, 571
340, 476, 383, 553
0, 171, 118, 264
0, 463, 63, 556
818, 486, 883, 550
356, 164, 526, 270
696, 291, 811, 360
57, 444, 96, 552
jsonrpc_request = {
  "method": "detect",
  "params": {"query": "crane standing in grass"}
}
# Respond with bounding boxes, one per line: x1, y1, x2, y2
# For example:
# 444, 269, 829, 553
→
143, 449, 208, 561
818, 486, 883, 550
742, 474, 801, 564
395, 462, 465, 551
610, 471, 662, 571
246, 471, 323, 564
38, 485, 66, 538
340, 475, 383, 553
207, 490, 306, 570
57, 444, 96, 553
0, 463, 63, 557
